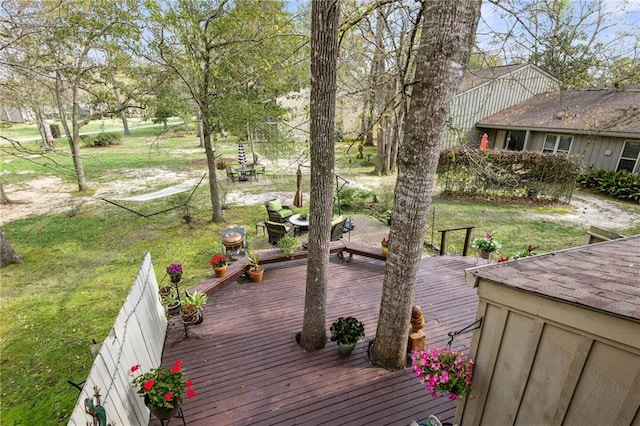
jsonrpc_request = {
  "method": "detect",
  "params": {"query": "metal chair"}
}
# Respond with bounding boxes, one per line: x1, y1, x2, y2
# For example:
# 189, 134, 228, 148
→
226, 168, 237, 183
265, 221, 295, 245
264, 199, 293, 223
330, 216, 347, 241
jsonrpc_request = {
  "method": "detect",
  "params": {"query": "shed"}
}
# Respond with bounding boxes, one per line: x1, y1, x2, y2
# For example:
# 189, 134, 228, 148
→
456, 235, 640, 425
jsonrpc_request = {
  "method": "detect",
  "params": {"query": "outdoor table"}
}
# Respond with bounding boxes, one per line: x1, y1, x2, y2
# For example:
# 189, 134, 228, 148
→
288, 213, 309, 235
234, 167, 255, 181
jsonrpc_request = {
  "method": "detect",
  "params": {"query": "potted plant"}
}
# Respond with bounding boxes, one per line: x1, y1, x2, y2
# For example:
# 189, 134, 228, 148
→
209, 254, 229, 278
298, 211, 308, 221
277, 235, 298, 258
472, 232, 501, 259
158, 282, 173, 298
161, 288, 181, 316
381, 237, 389, 257
130, 360, 196, 421
248, 252, 264, 282
329, 316, 365, 355
181, 290, 208, 324
411, 347, 474, 400
166, 263, 183, 284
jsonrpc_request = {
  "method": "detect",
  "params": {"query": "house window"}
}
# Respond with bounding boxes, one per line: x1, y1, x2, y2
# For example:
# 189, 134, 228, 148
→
543, 134, 573, 154
617, 140, 640, 173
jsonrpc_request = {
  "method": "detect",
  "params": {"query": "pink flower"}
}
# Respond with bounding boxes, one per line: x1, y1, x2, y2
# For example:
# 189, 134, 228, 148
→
130, 364, 140, 373
185, 380, 193, 387
449, 393, 458, 400
164, 391, 174, 401
187, 388, 196, 398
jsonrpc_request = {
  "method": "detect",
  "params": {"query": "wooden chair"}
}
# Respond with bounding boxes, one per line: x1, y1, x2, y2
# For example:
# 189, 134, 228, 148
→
264, 199, 293, 223
265, 221, 295, 245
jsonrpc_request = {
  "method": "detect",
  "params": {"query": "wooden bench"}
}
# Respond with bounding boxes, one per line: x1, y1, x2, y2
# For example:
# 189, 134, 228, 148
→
340, 241, 387, 262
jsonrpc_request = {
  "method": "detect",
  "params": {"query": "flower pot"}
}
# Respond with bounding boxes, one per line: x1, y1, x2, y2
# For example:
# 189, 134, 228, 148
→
338, 342, 357, 355
480, 250, 491, 259
159, 286, 172, 297
182, 308, 204, 325
381, 246, 389, 257
145, 395, 181, 421
169, 276, 182, 284
249, 267, 264, 282
214, 264, 228, 278
167, 301, 181, 316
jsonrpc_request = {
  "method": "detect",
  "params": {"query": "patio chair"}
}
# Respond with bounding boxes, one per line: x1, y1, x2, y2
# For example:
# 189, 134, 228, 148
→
330, 216, 347, 241
225, 168, 237, 183
265, 199, 293, 223
265, 221, 295, 245
254, 166, 266, 180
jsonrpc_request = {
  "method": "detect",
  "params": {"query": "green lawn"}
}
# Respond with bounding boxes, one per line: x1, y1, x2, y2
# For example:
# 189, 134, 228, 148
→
1, 124, 638, 424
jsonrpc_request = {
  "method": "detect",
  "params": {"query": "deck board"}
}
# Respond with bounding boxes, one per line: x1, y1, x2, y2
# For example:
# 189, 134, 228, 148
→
153, 254, 480, 425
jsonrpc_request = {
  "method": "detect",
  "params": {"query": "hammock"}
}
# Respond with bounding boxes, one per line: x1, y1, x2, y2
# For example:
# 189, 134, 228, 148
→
100, 173, 206, 218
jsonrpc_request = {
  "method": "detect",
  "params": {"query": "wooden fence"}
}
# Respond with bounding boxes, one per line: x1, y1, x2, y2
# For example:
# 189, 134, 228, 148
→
68, 252, 167, 425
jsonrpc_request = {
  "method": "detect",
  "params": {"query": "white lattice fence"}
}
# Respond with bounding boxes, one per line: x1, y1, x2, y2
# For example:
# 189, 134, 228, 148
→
68, 252, 167, 425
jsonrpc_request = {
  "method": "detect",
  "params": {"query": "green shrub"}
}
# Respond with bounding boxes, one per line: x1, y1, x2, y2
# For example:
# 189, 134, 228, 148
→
437, 148, 583, 202
577, 169, 640, 202
92, 133, 122, 147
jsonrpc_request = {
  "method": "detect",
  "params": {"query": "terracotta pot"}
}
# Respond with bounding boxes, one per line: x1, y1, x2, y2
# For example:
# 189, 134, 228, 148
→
249, 266, 264, 282
214, 264, 228, 278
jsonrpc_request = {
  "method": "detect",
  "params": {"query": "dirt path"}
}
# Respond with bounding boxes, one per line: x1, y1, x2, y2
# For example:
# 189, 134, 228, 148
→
1, 172, 638, 234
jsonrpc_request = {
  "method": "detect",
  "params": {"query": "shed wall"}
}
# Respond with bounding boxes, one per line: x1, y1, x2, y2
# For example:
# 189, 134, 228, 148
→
455, 281, 640, 425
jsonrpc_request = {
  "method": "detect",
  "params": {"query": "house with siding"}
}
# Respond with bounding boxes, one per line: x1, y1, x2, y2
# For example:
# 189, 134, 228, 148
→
278, 63, 559, 146
476, 88, 640, 173
446, 63, 559, 148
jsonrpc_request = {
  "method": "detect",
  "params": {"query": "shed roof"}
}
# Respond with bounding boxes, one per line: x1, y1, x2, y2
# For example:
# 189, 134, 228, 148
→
477, 88, 640, 136
466, 235, 640, 322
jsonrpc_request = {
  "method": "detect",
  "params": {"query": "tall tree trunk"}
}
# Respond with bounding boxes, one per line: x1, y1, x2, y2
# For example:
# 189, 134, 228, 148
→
0, 183, 12, 204
113, 87, 130, 135
370, 0, 481, 370
373, 6, 387, 175
35, 110, 55, 150
0, 227, 23, 267
55, 69, 88, 192
299, 0, 340, 351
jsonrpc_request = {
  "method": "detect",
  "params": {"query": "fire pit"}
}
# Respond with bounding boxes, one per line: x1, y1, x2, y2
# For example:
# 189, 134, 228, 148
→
222, 232, 243, 251
221, 228, 245, 259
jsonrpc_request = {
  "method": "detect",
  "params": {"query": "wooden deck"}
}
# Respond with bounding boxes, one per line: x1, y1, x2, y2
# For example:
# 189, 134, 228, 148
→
155, 253, 480, 426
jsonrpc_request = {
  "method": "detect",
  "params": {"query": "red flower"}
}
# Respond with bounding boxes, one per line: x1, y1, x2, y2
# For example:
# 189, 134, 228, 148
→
130, 364, 141, 373
185, 380, 193, 387
171, 360, 183, 373
187, 388, 196, 399
164, 391, 174, 401
143, 379, 155, 392
210, 254, 229, 268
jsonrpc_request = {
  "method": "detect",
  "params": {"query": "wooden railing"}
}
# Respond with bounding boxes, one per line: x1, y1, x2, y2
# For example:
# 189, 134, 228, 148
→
438, 226, 475, 256
68, 252, 167, 425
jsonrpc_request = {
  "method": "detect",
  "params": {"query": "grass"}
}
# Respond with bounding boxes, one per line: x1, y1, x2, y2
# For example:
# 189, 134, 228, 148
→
1, 124, 639, 424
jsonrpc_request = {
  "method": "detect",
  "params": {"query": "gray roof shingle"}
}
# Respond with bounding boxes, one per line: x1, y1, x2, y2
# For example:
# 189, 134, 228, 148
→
467, 235, 640, 321
477, 88, 640, 136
